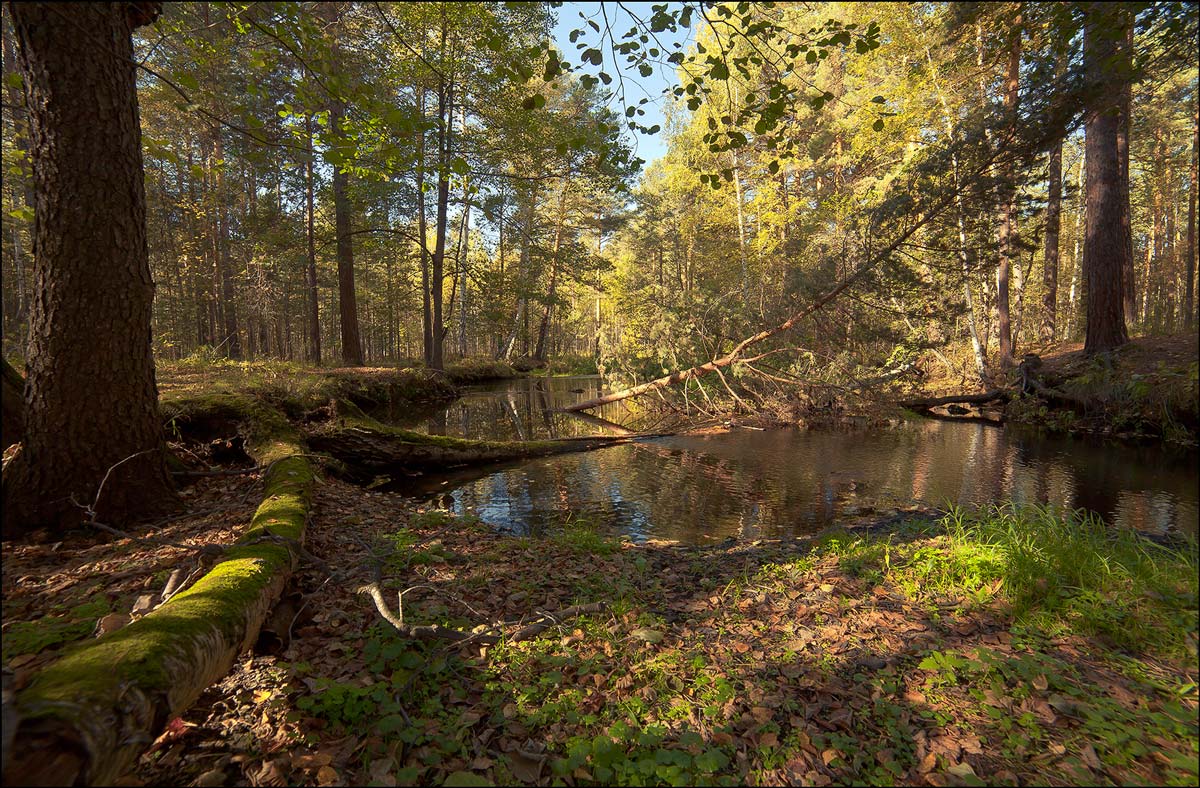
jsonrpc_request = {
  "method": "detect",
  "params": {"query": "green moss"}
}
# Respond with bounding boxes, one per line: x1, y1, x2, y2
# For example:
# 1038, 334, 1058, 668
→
1, 600, 111, 662
18, 432, 314, 721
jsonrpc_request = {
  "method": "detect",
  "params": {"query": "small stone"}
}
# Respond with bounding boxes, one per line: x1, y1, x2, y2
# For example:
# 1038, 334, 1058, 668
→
95, 613, 130, 637
131, 595, 156, 615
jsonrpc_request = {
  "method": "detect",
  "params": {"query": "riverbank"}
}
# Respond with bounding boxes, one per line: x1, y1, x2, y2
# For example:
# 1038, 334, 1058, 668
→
3, 361, 1195, 786
108, 487, 1192, 787
9, 476, 1194, 786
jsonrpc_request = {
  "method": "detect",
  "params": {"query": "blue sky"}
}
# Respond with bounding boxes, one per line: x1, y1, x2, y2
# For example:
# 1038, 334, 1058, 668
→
550, 2, 696, 168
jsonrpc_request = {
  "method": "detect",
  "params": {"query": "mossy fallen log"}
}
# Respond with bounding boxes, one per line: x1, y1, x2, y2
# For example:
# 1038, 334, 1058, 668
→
3, 401, 314, 786
306, 400, 660, 472
308, 423, 653, 472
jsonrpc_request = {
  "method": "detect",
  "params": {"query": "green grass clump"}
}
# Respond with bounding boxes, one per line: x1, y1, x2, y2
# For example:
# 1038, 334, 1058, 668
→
827, 505, 1197, 660
941, 503, 1198, 658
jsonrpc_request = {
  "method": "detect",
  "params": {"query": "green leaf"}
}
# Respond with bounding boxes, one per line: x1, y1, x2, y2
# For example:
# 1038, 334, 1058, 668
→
443, 772, 492, 787
175, 72, 200, 92
709, 61, 729, 80
582, 48, 602, 65
872, 118, 885, 132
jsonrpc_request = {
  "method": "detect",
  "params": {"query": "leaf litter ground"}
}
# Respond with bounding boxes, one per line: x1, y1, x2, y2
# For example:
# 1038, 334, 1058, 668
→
4, 471, 1196, 786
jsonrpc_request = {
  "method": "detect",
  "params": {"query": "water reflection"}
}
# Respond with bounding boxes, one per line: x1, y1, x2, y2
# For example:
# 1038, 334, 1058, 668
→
378, 376, 1199, 544
370, 376, 676, 440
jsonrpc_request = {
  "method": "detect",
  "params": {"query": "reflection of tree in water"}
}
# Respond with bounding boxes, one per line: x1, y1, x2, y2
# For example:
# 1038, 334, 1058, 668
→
399, 384, 1196, 541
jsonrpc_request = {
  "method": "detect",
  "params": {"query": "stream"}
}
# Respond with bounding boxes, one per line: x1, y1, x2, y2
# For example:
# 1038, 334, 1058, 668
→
370, 376, 1199, 545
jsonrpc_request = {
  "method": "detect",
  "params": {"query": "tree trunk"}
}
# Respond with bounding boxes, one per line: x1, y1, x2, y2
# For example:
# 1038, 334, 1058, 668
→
1, 2, 177, 537
996, 10, 1022, 366
212, 128, 240, 359
4, 398, 313, 786
1142, 126, 1165, 326
1040, 140, 1063, 343
534, 182, 569, 362
429, 78, 451, 371
1118, 14, 1136, 327
330, 105, 363, 366
304, 113, 321, 365
1187, 104, 1197, 330
416, 88, 433, 366
1082, 3, 1130, 355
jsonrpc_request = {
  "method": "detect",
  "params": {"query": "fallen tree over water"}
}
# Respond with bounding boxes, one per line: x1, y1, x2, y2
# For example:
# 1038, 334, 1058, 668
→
307, 402, 662, 473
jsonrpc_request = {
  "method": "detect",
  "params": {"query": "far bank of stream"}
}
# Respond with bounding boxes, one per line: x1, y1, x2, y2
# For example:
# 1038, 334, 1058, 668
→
367, 376, 1199, 544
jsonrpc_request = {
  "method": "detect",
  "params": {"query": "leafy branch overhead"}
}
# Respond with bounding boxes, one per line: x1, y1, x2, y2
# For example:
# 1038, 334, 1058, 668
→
518, 0, 886, 182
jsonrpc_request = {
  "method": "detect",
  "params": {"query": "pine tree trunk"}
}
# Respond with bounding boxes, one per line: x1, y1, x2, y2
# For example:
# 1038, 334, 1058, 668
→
1118, 15, 1136, 327
996, 11, 1022, 366
1186, 105, 1197, 330
430, 80, 451, 371
2, 1, 177, 536
416, 88, 433, 366
534, 183, 569, 362
330, 104, 363, 366
1041, 141, 1063, 343
304, 113, 321, 365
1082, 2, 1130, 355
212, 128, 240, 359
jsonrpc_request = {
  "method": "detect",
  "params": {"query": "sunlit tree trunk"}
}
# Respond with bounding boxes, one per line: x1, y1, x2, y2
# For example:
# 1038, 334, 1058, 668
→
1041, 141, 1063, 343
996, 9, 1022, 366
1186, 105, 1197, 330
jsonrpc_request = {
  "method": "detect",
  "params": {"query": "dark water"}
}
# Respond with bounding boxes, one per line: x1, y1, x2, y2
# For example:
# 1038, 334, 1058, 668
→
373, 377, 1199, 544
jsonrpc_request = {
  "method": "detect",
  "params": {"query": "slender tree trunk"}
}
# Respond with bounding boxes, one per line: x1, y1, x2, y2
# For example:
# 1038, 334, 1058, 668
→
996, 10, 1022, 366
2, 2, 177, 536
1118, 15, 1136, 327
305, 113, 321, 365
1066, 152, 1085, 338
1082, 2, 1130, 355
456, 177, 471, 359
1041, 141, 1063, 343
1186, 104, 1197, 329
212, 128, 240, 358
925, 41, 988, 381
430, 77, 452, 371
416, 88, 433, 366
330, 105, 363, 366
732, 147, 749, 301
534, 182, 569, 362
1142, 128, 1164, 326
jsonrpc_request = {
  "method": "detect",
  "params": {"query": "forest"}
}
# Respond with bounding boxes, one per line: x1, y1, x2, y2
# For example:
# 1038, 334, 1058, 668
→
1, 2, 1198, 786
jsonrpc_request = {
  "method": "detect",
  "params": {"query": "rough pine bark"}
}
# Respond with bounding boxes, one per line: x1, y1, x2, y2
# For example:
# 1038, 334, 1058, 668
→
1, 1, 178, 537
1082, 3, 1130, 355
